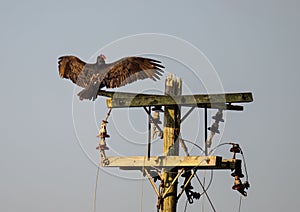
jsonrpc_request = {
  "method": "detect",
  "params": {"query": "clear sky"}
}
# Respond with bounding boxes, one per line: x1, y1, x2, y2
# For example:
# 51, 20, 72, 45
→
1, 0, 300, 211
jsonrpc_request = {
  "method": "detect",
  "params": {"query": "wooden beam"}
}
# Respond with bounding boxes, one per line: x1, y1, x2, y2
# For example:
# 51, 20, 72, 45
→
101, 156, 240, 170
98, 90, 159, 98
105, 92, 253, 110
98, 90, 253, 103
220, 158, 241, 170
102, 156, 218, 168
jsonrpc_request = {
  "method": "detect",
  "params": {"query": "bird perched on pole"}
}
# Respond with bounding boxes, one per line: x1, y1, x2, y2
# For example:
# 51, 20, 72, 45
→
58, 54, 164, 100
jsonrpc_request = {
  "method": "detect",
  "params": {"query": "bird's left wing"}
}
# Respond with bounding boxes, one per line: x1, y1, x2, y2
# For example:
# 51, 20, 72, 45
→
103, 57, 164, 88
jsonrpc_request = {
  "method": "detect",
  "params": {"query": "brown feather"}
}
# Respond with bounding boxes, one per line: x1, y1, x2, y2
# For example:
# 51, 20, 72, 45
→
58, 56, 86, 87
103, 57, 164, 88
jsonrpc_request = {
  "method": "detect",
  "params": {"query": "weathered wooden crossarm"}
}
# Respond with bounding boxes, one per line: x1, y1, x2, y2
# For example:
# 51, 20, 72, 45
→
101, 155, 240, 170
103, 92, 253, 110
98, 90, 160, 98
194, 103, 244, 111
220, 158, 242, 170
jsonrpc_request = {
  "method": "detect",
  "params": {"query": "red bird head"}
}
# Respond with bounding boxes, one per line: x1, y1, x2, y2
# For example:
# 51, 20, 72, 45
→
97, 54, 106, 64
100, 54, 106, 60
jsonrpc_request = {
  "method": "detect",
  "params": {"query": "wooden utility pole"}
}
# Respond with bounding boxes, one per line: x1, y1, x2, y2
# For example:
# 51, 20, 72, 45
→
162, 75, 182, 212
98, 78, 253, 211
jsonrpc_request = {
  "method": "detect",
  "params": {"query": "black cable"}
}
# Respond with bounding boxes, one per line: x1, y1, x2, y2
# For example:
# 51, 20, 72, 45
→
183, 198, 189, 212
240, 148, 249, 181
208, 142, 232, 155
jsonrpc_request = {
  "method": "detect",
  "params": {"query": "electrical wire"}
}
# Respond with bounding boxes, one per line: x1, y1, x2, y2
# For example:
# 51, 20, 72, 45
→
201, 171, 206, 212
180, 138, 250, 212
198, 170, 213, 197
208, 142, 232, 155
181, 138, 205, 154
180, 137, 214, 197
92, 107, 250, 212
139, 144, 149, 212
139, 175, 145, 212
238, 195, 242, 212
183, 199, 189, 212
93, 165, 100, 212
240, 148, 249, 181
195, 174, 217, 212
209, 142, 249, 181
209, 142, 249, 212
164, 141, 245, 212
175, 114, 249, 212
180, 136, 215, 212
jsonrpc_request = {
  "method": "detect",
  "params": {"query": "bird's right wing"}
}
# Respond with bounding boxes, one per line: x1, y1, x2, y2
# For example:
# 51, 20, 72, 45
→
58, 56, 87, 87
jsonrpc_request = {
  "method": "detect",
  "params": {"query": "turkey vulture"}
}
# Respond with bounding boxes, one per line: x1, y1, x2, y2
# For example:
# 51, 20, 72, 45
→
58, 54, 164, 100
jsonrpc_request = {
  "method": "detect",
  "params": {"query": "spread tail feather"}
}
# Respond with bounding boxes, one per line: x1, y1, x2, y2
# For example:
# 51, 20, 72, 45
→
77, 84, 99, 101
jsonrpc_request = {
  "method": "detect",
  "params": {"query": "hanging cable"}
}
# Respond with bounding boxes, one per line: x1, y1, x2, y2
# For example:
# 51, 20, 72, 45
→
139, 172, 145, 212
238, 196, 242, 212
195, 174, 217, 212
179, 113, 249, 211
198, 170, 213, 197
180, 138, 205, 154
178, 135, 215, 211
208, 142, 233, 155
179, 137, 190, 156
183, 199, 189, 212
201, 171, 206, 212
208, 141, 249, 183
179, 137, 214, 198
239, 147, 249, 181
139, 143, 149, 212
94, 167, 100, 212
179, 140, 250, 211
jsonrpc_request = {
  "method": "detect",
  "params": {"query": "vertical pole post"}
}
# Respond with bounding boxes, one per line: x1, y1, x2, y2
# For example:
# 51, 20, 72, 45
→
204, 107, 208, 156
162, 74, 182, 212
148, 106, 151, 160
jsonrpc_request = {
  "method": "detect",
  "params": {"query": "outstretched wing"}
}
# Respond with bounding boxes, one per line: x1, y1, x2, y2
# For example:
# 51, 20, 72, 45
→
103, 57, 164, 88
58, 56, 87, 87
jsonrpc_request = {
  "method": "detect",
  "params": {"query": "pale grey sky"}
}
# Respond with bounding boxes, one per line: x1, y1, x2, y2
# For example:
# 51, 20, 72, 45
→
1, 0, 300, 211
